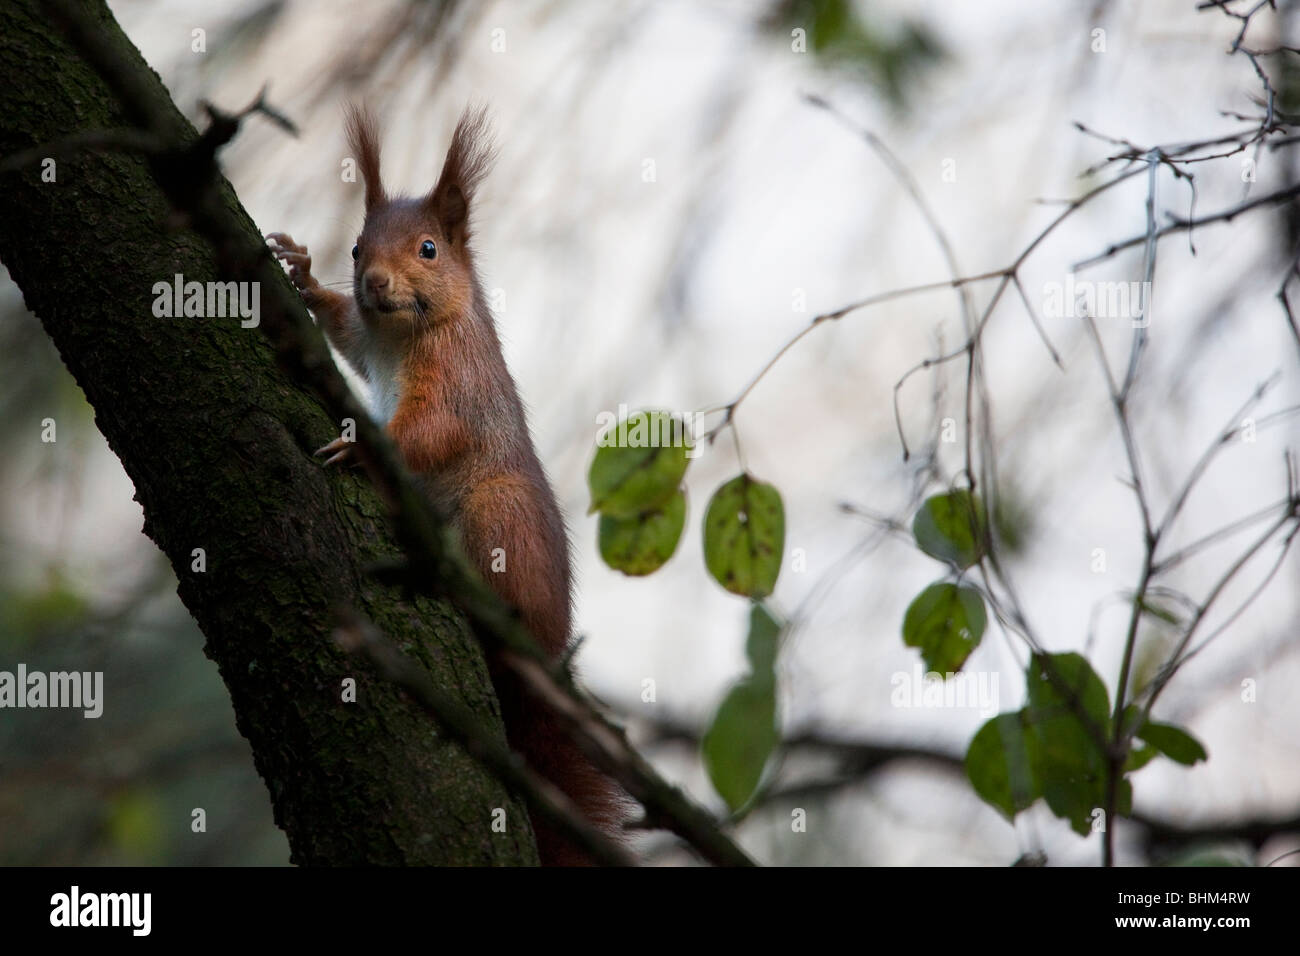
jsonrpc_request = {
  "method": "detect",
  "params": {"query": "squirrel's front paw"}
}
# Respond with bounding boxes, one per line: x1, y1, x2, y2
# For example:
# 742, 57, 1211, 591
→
314, 435, 357, 467
267, 232, 322, 299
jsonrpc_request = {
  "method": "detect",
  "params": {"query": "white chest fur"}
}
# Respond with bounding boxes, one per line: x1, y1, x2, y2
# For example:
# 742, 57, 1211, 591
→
363, 339, 404, 426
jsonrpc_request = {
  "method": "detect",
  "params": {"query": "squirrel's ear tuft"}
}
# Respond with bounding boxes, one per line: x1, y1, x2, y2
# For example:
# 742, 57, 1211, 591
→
345, 104, 386, 212
427, 105, 496, 247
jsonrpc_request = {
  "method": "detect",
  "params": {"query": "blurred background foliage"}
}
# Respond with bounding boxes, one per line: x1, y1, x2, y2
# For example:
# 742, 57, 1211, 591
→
0, 267, 285, 864
766, 0, 946, 109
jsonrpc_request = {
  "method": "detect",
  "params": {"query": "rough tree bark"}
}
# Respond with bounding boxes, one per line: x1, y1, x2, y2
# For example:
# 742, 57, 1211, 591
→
0, 0, 537, 864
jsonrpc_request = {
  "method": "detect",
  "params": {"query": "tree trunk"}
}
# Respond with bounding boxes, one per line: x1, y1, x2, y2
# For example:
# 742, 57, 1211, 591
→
0, 0, 536, 865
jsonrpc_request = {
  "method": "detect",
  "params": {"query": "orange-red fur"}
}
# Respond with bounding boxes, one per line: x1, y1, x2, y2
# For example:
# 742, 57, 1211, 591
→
270, 106, 625, 865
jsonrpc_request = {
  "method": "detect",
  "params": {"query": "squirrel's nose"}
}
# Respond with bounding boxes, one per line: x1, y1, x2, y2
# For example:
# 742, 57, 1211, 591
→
364, 269, 391, 295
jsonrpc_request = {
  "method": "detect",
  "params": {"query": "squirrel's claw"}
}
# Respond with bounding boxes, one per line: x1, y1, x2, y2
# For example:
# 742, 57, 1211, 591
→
267, 232, 320, 295
314, 436, 356, 467
266, 231, 302, 252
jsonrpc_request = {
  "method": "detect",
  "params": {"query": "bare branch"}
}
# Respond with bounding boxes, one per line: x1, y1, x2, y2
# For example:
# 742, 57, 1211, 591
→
1075, 181, 1300, 270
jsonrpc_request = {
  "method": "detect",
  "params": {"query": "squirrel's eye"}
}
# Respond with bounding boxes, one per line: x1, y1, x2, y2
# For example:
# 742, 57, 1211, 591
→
351, 244, 359, 261
419, 240, 437, 260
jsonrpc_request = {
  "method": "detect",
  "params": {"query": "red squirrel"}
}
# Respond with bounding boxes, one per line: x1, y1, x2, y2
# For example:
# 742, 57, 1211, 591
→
267, 106, 624, 865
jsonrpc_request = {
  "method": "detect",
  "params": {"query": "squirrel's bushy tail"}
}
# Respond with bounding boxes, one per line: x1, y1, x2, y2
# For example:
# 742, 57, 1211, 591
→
489, 661, 629, 865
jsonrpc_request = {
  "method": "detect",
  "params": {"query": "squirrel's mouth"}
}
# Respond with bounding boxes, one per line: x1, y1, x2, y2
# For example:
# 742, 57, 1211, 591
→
360, 294, 416, 315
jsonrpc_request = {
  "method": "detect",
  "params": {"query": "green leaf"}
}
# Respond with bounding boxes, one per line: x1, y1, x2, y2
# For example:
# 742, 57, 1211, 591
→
912, 490, 986, 569
901, 582, 986, 673
1125, 745, 1158, 773
1025, 652, 1111, 737
969, 706, 1134, 835
745, 602, 781, 678
1023, 653, 1113, 836
1024, 728, 1107, 836
701, 604, 783, 813
1137, 721, 1208, 766
702, 678, 778, 812
966, 712, 1039, 821
703, 474, 785, 598
969, 657, 1139, 837
598, 489, 686, 575
587, 410, 691, 517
